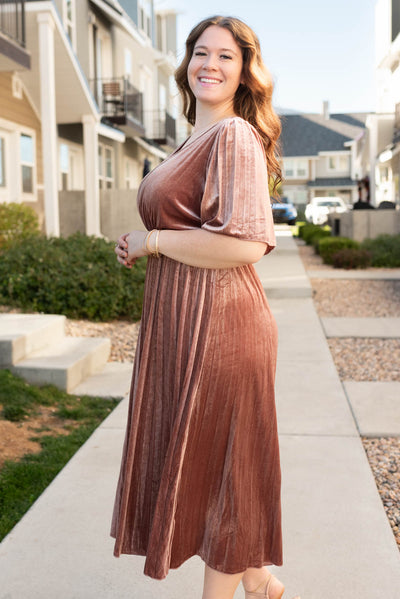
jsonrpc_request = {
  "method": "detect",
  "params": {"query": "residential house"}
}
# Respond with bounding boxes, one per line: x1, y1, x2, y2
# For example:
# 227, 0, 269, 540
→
0, 0, 179, 240
279, 102, 369, 211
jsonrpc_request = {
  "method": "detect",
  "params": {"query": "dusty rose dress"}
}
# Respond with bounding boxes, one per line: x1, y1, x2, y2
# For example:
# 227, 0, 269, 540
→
110, 117, 282, 580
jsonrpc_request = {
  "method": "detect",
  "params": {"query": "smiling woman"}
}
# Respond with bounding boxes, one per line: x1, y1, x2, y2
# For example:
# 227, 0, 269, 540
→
111, 15, 300, 599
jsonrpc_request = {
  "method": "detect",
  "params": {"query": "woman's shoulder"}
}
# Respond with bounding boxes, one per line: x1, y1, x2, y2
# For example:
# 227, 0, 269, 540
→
214, 116, 264, 151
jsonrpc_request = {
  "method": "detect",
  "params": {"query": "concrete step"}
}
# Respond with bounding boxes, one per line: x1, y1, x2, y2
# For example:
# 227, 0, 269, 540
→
12, 336, 111, 393
0, 313, 66, 366
321, 317, 400, 338
72, 362, 133, 398
343, 381, 400, 437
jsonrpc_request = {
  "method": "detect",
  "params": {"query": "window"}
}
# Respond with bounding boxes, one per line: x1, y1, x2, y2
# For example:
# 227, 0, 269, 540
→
20, 134, 34, 194
0, 137, 5, 188
296, 159, 308, 177
283, 159, 308, 179
139, 0, 152, 38
284, 159, 294, 177
327, 155, 349, 171
98, 143, 114, 189
125, 159, 139, 189
63, 0, 76, 49
59, 141, 83, 190
60, 143, 69, 190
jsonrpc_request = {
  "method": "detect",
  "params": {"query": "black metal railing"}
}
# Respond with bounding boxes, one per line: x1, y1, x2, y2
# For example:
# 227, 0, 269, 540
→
90, 76, 144, 127
145, 110, 176, 146
0, 0, 26, 47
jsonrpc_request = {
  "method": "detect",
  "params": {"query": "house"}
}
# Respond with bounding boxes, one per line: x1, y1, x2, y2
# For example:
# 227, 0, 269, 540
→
279, 102, 369, 210
0, 0, 179, 240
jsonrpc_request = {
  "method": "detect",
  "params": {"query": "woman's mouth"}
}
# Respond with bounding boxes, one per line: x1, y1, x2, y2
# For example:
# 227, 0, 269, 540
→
198, 77, 221, 85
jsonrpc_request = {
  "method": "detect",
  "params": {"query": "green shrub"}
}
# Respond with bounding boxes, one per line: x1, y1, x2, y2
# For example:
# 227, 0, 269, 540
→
293, 221, 306, 238
311, 229, 332, 253
361, 234, 400, 267
0, 233, 146, 321
301, 223, 331, 245
318, 236, 360, 265
331, 248, 372, 269
0, 202, 40, 250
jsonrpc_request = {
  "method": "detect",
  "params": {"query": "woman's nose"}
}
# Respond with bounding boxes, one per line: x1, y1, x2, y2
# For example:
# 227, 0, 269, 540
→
203, 54, 218, 70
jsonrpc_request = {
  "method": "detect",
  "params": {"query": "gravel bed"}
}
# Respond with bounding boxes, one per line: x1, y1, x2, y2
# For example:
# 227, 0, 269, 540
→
65, 319, 140, 363
312, 279, 400, 317
327, 338, 400, 381
362, 437, 400, 549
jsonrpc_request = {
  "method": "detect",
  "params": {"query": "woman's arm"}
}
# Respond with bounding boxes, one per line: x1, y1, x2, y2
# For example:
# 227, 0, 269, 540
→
115, 229, 267, 269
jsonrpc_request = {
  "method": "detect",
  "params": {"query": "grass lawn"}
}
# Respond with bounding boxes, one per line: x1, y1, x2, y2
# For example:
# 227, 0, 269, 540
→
0, 369, 119, 541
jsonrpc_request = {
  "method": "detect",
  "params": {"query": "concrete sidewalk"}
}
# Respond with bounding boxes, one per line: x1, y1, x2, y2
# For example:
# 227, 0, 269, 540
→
1, 229, 400, 599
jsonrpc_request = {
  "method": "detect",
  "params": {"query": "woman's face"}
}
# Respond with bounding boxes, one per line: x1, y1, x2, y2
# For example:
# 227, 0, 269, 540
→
187, 25, 243, 112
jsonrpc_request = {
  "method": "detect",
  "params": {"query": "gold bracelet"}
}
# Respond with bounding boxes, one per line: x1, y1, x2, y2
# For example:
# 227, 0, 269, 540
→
154, 230, 160, 258
145, 229, 156, 255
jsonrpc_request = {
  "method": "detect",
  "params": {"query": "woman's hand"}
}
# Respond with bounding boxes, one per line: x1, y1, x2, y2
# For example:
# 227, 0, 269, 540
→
115, 230, 148, 268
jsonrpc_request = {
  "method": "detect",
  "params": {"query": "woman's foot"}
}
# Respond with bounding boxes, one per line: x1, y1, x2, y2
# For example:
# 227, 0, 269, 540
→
243, 572, 285, 599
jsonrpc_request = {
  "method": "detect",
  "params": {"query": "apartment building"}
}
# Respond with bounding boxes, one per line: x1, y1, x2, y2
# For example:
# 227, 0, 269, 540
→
0, 0, 179, 239
374, 0, 400, 205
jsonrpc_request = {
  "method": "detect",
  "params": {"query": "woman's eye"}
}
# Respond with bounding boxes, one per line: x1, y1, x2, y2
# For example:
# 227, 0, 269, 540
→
221, 54, 232, 60
194, 51, 206, 56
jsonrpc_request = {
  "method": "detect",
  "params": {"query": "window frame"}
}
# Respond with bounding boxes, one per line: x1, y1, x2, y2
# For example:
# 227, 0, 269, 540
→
58, 140, 84, 191
138, 0, 152, 38
327, 154, 350, 172
98, 142, 115, 190
63, 0, 77, 50
20, 131, 37, 200
283, 158, 309, 179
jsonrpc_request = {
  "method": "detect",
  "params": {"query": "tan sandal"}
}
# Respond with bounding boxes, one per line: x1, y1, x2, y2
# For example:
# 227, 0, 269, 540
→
244, 574, 285, 599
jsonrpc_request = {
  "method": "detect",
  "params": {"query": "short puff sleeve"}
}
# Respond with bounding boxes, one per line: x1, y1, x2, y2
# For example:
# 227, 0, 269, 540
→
201, 118, 276, 254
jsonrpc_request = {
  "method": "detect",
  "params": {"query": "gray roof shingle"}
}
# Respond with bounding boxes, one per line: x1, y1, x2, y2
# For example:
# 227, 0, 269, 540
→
280, 113, 366, 157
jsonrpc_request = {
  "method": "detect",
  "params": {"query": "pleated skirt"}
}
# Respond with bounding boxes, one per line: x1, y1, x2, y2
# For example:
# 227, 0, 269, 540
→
110, 255, 282, 579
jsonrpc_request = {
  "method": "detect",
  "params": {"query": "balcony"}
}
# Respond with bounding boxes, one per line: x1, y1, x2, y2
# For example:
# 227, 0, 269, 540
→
90, 77, 145, 137
144, 110, 177, 148
0, 0, 30, 70
394, 102, 400, 145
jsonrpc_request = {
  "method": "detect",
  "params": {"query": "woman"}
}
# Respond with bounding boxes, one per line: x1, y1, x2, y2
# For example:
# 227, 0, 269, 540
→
112, 15, 300, 599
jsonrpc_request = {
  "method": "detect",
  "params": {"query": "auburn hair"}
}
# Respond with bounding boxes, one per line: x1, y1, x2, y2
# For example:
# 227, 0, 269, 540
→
175, 15, 282, 198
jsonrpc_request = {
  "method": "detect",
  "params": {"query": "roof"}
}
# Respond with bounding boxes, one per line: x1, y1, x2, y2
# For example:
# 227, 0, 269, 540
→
280, 112, 367, 157
307, 177, 358, 187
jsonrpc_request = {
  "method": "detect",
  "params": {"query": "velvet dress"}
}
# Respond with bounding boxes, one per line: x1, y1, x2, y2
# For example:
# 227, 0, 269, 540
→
110, 116, 283, 580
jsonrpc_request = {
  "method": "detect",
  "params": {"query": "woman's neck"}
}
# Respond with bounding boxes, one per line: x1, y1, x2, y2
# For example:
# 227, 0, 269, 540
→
192, 103, 237, 133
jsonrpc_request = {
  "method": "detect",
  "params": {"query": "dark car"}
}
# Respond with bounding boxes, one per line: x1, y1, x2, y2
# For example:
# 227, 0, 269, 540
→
271, 196, 298, 225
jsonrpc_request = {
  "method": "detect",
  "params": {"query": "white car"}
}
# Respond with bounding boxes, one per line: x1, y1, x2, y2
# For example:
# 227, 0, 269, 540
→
305, 196, 348, 225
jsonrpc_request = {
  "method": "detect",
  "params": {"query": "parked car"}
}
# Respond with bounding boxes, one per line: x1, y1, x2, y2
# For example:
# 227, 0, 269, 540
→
271, 197, 298, 225
305, 196, 348, 225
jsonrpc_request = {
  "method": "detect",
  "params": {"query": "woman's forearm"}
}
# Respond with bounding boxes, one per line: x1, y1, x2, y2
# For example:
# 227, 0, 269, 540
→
155, 229, 266, 269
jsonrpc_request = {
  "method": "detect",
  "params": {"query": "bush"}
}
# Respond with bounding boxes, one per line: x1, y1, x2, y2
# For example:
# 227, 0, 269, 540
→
331, 248, 372, 270
361, 234, 400, 267
0, 233, 146, 321
318, 236, 360, 265
300, 223, 331, 246
0, 203, 40, 250
311, 229, 332, 253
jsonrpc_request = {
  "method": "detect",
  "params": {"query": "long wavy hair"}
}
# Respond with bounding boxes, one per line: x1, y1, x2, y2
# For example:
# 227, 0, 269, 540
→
175, 15, 282, 198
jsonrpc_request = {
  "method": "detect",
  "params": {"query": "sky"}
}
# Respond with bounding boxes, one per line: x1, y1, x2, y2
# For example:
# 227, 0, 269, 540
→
157, 0, 378, 115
